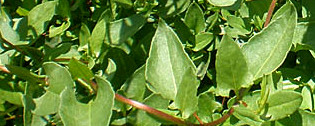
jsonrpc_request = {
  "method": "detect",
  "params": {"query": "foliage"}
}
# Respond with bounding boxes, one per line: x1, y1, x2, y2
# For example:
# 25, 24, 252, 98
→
0, 0, 314, 125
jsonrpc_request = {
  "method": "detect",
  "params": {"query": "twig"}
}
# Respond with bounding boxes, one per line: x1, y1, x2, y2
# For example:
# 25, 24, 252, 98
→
264, 0, 278, 27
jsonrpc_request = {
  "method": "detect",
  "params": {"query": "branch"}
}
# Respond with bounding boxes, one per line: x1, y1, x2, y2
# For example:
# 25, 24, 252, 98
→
264, 0, 278, 27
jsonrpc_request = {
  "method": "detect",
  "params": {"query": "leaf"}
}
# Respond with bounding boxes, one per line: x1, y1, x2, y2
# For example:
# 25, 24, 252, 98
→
5, 65, 45, 83
158, 0, 191, 18
208, 0, 237, 7
135, 94, 169, 126
299, 109, 315, 125
0, 18, 25, 45
33, 62, 74, 115
0, 89, 23, 105
193, 32, 213, 51
28, 1, 56, 37
300, 86, 312, 110
263, 90, 302, 121
108, 14, 146, 45
215, 35, 253, 96
197, 91, 222, 123
48, 20, 71, 38
123, 65, 146, 102
233, 106, 262, 125
88, 11, 108, 56
241, 2, 297, 80
68, 58, 94, 81
184, 2, 205, 34
79, 23, 90, 49
145, 19, 196, 100
59, 76, 114, 126
174, 68, 199, 119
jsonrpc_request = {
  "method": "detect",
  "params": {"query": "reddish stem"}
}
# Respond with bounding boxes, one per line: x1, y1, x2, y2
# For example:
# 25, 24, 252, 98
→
264, 0, 278, 27
193, 112, 203, 125
115, 94, 187, 125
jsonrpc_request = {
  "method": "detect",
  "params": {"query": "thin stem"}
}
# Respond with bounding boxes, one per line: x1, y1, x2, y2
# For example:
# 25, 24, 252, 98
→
115, 94, 187, 125
193, 112, 203, 125
264, 0, 278, 27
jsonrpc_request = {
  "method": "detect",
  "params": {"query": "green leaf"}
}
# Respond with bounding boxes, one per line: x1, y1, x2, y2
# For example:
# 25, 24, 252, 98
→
158, 0, 191, 18
193, 32, 213, 51
89, 12, 108, 56
109, 14, 146, 45
135, 94, 169, 126
59, 76, 114, 126
123, 65, 146, 102
79, 23, 90, 50
48, 20, 71, 38
0, 18, 25, 45
5, 65, 45, 83
215, 35, 253, 96
145, 20, 196, 100
0, 89, 23, 105
174, 68, 199, 119
242, 2, 297, 80
68, 58, 94, 81
208, 0, 237, 7
299, 109, 315, 125
184, 2, 205, 34
28, 1, 56, 37
33, 62, 74, 115
263, 90, 302, 121
233, 106, 262, 125
197, 91, 222, 123
300, 86, 312, 110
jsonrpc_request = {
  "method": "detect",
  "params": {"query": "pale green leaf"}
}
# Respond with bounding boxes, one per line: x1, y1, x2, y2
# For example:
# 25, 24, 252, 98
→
175, 68, 199, 119
59, 76, 114, 126
263, 90, 302, 121
184, 2, 205, 34
197, 91, 222, 123
299, 109, 315, 125
208, 0, 237, 7
28, 1, 56, 37
0, 19, 25, 45
79, 23, 90, 50
145, 20, 196, 100
215, 35, 253, 96
242, 2, 297, 80
88, 11, 108, 56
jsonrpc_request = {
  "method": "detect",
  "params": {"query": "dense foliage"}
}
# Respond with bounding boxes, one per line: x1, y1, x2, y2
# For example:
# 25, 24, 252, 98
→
0, 0, 314, 125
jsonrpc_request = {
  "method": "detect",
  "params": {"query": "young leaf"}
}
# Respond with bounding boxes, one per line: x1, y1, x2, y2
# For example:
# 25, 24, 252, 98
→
263, 90, 302, 121
28, 1, 56, 37
215, 35, 252, 96
174, 68, 199, 119
59, 76, 114, 126
184, 2, 205, 34
233, 106, 262, 125
145, 19, 196, 100
89, 14, 108, 57
242, 2, 297, 80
